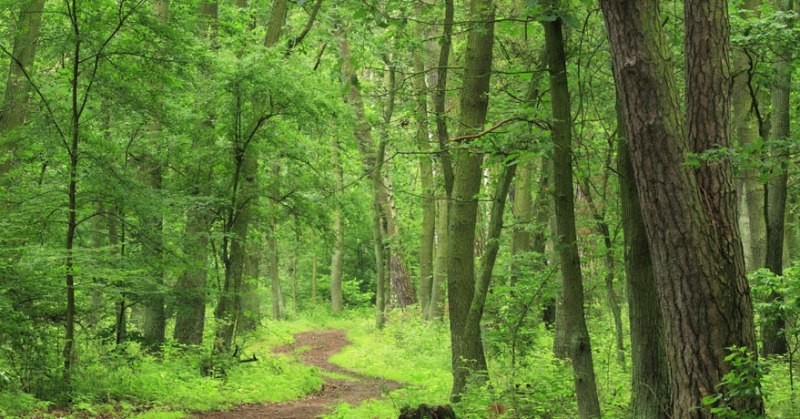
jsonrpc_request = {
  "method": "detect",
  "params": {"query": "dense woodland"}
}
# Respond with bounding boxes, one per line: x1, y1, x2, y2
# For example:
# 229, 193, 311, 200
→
0, 0, 799, 418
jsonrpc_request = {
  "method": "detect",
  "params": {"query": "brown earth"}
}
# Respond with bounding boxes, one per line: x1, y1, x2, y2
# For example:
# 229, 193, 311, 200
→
191, 330, 402, 419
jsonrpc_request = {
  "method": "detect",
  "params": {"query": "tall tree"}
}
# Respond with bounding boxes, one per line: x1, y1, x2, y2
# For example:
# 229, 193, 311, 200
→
412, 13, 436, 317
762, 0, 793, 356
601, 0, 764, 415
446, 0, 495, 401
429, 0, 455, 321
139, 0, 169, 353
173, 0, 218, 346
542, 4, 601, 417
215, 0, 289, 352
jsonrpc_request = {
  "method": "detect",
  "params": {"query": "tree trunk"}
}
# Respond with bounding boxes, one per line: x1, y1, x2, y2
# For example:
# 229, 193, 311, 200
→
732, 0, 765, 273
174, 0, 217, 346
174, 205, 210, 344
618, 120, 670, 419
0, 0, 45, 177
762, 0, 792, 356
270, 163, 282, 320
412, 21, 435, 318
543, 9, 601, 417
374, 139, 388, 328
447, 0, 495, 401
215, 0, 287, 351
140, 0, 170, 354
601, 0, 764, 415
431, 194, 448, 320
428, 0, 455, 323
330, 137, 345, 314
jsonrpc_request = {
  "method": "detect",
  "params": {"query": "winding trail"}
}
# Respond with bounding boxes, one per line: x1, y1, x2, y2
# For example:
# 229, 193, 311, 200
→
193, 330, 401, 419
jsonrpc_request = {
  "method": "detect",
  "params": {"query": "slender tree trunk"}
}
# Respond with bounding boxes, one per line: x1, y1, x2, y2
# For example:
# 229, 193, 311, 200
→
428, 0, 455, 323
412, 20, 435, 317
578, 176, 625, 368
447, 0, 495, 401
543, 9, 601, 417
732, 0, 765, 273
374, 139, 388, 328
462, 162, 516, 380
762, 0, 793, 356
311, 253, 318, 303
270, 163, 282, 320
431, 194, 448, 320
330, 137, 345, 314
618, 118, 670, 419
601, 0, 763, 415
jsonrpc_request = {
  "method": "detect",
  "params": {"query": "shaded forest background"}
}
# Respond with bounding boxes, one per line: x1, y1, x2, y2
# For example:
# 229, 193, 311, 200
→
0, 0, 799, 417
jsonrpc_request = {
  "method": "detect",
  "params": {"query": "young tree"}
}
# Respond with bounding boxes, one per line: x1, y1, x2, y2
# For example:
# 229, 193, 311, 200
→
542, 4, 601, 416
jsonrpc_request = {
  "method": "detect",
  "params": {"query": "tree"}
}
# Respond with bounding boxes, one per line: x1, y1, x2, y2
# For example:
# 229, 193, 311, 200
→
446, 0, 495, 401
542, 4, 601, 416
600, 0, 764, 415
618, 115, 670, 418
762, 0, 793, 356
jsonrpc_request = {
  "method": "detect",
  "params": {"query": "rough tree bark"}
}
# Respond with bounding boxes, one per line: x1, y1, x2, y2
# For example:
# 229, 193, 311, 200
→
618, 119, 670, 419
600, 0, 764, 415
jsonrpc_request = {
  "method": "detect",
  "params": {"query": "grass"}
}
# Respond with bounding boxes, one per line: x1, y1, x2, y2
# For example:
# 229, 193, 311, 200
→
4, 305, 800, 418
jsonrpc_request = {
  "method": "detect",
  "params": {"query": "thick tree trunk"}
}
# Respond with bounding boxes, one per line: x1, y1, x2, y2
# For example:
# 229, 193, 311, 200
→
601, 0, 763, 415
543, 10, 601, 418
618, 127, 670, 419
174, 206, 210, 344
141, 158, 166, 352
447, 0, 495, 401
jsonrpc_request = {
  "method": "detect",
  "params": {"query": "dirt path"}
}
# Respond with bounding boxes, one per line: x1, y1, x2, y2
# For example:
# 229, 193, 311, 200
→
192, 330, 402, 419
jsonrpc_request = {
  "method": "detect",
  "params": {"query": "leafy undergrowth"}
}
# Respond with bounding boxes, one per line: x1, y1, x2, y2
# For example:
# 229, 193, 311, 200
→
324, 309, 452, 418
0, 315, 325, 418
4, 306, 798, 418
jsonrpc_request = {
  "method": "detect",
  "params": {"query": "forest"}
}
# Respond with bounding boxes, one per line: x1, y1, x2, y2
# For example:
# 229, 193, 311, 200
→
0, 0, 798, 418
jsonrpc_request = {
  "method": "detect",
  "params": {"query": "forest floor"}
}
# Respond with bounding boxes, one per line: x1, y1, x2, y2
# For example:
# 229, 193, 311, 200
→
192, 330, 402, 419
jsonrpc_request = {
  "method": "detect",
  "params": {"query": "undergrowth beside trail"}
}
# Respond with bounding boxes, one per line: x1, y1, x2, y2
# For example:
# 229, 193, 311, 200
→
2, 306, 798, 418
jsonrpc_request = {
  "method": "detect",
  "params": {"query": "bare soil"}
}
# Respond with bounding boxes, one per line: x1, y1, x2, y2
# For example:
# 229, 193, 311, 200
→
192, 330, 402, 419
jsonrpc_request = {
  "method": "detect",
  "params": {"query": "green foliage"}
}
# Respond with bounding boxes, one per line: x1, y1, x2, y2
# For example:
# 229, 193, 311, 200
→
702, 346, 765, 418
